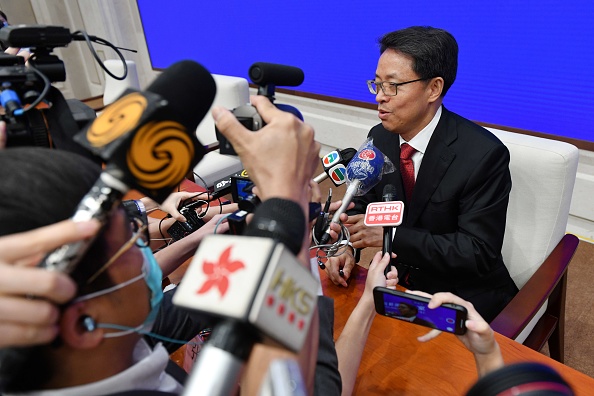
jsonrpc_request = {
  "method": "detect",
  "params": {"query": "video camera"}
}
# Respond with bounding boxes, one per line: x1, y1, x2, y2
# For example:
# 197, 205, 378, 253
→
0, 25, 127, 149
0, 54, 49, 146
215, 62, 304, 155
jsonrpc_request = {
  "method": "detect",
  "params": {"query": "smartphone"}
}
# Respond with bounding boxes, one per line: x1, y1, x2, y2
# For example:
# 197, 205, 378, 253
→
373, 287, 467, 335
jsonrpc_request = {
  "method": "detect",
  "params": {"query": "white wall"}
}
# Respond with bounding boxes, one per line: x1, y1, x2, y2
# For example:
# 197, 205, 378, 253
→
5, 0, 593, 241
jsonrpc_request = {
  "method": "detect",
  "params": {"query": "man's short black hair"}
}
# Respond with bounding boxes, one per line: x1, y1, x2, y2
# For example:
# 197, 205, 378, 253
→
0, 147, 115, 392
379, 26, 458, 97
0, 147, 100, 236
0, 10, 8, 22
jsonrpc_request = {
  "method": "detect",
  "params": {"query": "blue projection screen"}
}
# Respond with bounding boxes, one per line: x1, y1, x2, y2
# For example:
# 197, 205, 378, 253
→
138, 1, 594, 146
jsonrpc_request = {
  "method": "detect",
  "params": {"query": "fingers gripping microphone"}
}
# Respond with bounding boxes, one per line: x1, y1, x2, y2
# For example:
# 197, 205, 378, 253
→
0, 61, 216, 390
313, 147, 356, 186
319, 139, 392, 245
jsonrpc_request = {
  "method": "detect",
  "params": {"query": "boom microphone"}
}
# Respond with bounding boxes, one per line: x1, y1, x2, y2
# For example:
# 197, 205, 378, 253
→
249, 62, 305, 87
319, 140, 390, 245
313, 147, 356, 186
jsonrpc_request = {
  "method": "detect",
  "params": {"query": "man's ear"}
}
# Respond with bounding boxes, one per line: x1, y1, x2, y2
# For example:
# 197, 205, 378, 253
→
60, 303, 104, 349
427, 77, 444, 103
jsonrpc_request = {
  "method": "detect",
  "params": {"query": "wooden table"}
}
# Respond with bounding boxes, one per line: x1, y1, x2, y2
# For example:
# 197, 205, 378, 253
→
321, 265, 594, 395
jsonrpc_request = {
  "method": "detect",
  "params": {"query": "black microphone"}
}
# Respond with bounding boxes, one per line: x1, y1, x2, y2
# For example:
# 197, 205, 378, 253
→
0, 61, 216, 389
174, 199, 318, 396
382, 184, 397, 277
313, 147, 356, 186
41, 60, 216, 274
248, 62, 304, 87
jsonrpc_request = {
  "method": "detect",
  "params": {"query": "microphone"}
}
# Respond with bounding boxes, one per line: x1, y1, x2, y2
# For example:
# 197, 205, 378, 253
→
249, 62, 304, 87
313, 147, 356, 186
361, 184, 403, 276
41, 60, 216, 274
319, 139, 390, 245
173, 199, 318, 396
381, 184, 397, 255
381, 184, 397, 276
0, 61, 216, 388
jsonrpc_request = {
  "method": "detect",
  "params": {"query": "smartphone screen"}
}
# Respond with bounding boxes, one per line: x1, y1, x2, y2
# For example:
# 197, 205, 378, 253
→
373, 287, 467, 335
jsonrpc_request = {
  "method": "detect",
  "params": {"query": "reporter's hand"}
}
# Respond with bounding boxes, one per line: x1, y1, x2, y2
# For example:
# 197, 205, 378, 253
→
212, 96, 320, 207
0, 219, 100, 347
363, 251, 398, 297
160, 191, 201, 222
409, 291, 504, 377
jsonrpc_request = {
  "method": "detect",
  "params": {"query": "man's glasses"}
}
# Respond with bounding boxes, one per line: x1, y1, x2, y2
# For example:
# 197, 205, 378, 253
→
367, 78, 429, 96
86, 217, 149, 285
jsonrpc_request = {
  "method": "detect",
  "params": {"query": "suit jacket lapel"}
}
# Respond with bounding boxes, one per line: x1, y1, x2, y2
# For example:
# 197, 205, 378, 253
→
406, 108, 457, 225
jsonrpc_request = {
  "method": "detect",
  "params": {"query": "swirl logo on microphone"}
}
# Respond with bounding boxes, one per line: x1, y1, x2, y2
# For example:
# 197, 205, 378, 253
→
127, 120, 194, 190
87, 92, 148, 147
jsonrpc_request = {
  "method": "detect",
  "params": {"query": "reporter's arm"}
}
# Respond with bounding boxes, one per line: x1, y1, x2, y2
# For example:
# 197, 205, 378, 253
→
154, 214, 229, 277
335, 251, 398, 395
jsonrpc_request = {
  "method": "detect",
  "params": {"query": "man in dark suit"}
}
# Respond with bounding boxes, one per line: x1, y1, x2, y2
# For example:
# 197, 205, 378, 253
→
325, 26, 518, 322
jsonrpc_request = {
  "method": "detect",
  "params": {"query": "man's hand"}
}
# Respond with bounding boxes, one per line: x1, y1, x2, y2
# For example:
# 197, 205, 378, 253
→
329, 213, 383, 249
0, 219, 100, 348
324, 249, 355, 287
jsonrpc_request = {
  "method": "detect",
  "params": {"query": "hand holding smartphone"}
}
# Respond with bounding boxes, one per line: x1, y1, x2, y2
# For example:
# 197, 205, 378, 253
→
373, 287, 467, 335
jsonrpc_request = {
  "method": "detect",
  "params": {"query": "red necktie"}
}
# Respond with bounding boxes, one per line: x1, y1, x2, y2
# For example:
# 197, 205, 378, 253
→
400, 143, 416, 202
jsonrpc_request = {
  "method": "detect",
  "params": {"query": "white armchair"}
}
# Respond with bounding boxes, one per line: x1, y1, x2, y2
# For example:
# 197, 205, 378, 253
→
488, 128, 580, 363
102, 59, 141, 106
191, 74, 249, 188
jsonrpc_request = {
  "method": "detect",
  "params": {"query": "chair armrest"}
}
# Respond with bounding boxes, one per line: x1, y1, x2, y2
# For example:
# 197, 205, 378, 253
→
490, 234, 579, 339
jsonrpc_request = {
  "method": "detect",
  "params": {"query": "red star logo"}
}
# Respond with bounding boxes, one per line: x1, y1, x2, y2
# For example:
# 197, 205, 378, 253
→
196, 246, 245, 298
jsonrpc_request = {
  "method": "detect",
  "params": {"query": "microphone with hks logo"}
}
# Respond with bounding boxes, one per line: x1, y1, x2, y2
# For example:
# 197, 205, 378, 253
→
174, 199, 318, 396
318, 138, 394, 245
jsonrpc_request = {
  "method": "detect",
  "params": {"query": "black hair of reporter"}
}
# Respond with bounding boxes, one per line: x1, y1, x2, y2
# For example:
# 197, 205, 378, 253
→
0, 147, 111, 392
467, 362, 573, 396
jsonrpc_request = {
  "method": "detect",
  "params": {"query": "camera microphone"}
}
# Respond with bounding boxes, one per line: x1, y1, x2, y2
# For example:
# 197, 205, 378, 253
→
248, 62, 304, 87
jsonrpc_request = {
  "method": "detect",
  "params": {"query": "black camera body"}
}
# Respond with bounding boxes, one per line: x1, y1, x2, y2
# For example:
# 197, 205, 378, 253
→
215, 62, 304, 156
0, 56, 49, 147
167, 201, 206, 241
216, 105, 264, 155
